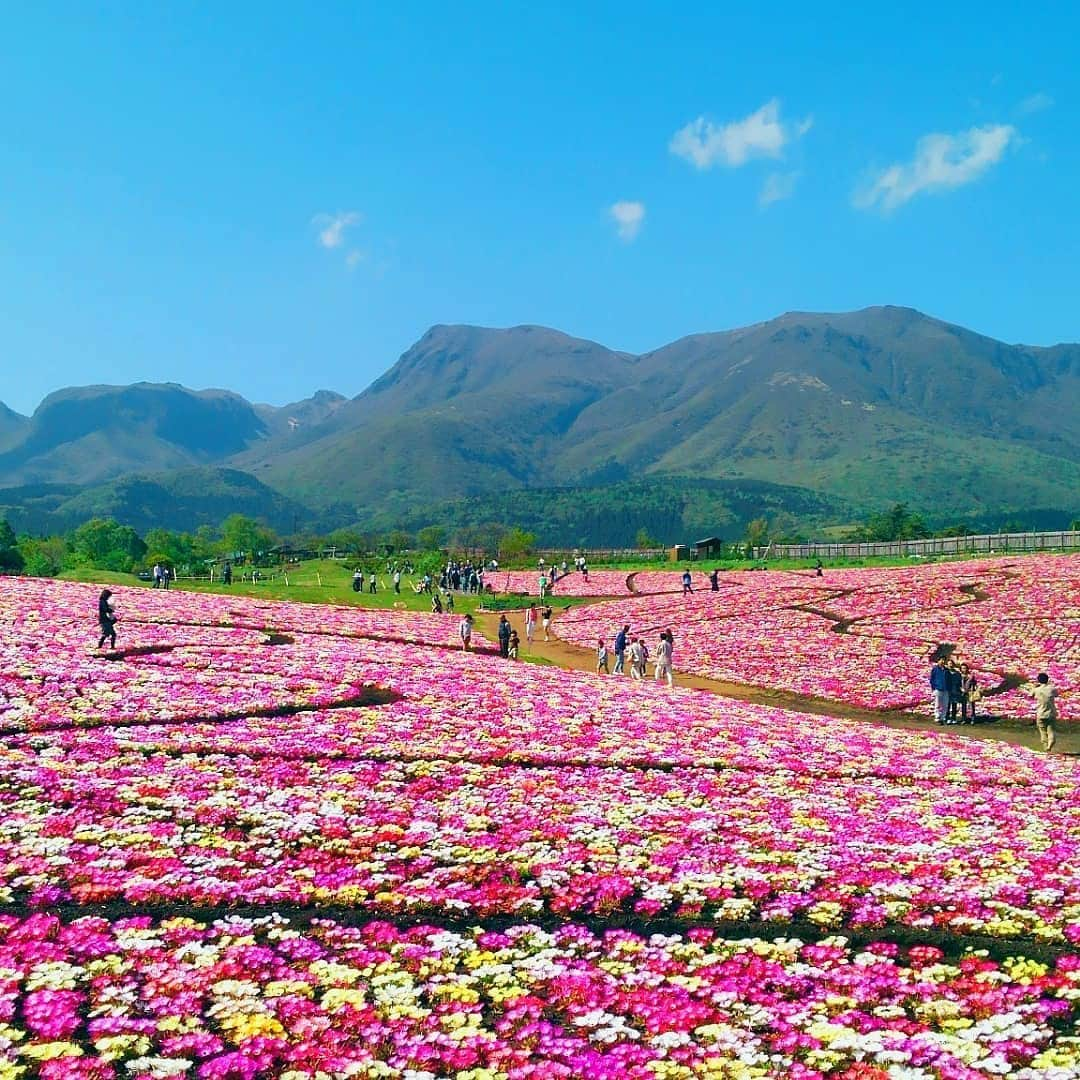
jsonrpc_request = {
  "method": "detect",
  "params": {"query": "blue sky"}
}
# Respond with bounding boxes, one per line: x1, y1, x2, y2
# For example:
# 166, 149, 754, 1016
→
1, 2, 1076, 414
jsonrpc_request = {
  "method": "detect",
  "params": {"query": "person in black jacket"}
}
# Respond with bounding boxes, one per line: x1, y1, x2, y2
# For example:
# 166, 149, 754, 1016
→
497, 614, 512, 658
946, 660, 963, 724
97, 589, 118, 649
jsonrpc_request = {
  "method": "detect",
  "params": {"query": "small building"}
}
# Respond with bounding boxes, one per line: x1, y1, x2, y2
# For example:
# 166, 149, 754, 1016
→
692, 536, 725, 559
669, 544, 691, 562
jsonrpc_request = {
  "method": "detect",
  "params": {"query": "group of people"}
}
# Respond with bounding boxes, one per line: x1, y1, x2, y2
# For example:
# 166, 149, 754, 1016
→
930, 654, 1061, 751
151, 564, 173, 589
599, 624, 675, 686
929, 656, 980, 725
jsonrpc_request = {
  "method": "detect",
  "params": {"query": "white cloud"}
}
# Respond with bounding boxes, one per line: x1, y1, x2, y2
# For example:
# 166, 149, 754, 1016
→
854, 124, 1018, 212
345, 249, 364, 270
313, 210, 362, 249
669, 99, 809, 169
1016, 91, 1054, 115
609, 200, 645, 241
759, 170, 800, 207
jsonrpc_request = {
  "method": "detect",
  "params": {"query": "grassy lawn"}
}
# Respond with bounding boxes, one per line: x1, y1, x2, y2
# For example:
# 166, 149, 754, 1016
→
59, 560, 597, 616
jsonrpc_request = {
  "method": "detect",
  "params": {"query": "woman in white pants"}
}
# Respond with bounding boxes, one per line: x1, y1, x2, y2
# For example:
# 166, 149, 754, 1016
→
654, 632, 674, 688
525, 606, 537, 648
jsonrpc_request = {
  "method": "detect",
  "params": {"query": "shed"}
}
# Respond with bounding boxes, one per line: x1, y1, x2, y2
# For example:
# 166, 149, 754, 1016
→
693, 536, 725, 559
669, 544, 691, 562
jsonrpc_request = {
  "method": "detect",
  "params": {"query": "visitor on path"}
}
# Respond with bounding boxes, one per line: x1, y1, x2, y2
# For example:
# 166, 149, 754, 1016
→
542, 605, 552, 641
946, 661, 963, 724
497, 614, 512, 658
539, 573, 548, 601
1026, 672, 1059, 751
393, 570, 402, 594
459, 613, 473, 650
682, 570, 693, 594
930, 656, 950, 724
431, 593, 443, 614
525, 606, 538, 647
709, 568, 719, 592
960, 664, 978, 724
655, 631, 674, 688
628, 638, 645, 680
445, 592, 454, 613
97, 589, 118, 650
153, 563, 163, 589
613, 624, 629, 674
508, 630, 520, 659
368, 572, 377, 594
222, 562, 233, 586
815, 560, 824, 577
162, 567, 171, 590
352, 569, 363, 593
596, 638, 609, 674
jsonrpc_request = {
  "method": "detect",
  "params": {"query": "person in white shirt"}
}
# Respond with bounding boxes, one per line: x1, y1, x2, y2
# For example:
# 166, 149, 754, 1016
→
596, 638, 609, 674
525, 606, 537, 647
458, 614, 474, 651
629, 638, 645, 680
1027, 672, 1060, 751
654, 632, 674, 688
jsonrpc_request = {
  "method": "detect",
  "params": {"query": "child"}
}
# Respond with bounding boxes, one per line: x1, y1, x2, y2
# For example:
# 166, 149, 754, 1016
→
596, 638, 609, 674
508, 630, 520, 659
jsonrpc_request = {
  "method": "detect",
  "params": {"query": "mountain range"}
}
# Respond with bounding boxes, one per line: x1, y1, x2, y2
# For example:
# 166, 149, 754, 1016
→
1, 306, 1077, 542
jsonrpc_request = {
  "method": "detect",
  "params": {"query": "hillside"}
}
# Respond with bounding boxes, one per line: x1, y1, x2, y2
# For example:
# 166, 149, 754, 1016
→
260, 307, 1080, 519
1, 307, 1077, 538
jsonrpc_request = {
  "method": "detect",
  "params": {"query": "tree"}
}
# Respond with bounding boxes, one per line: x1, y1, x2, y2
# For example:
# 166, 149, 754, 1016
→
1071, 518, 1080, 531
68, 518, 147, 573
219, 515, 278, 563
0, 519, 23, 572
635, 528, 661, 550
499, 527, 536, 560
416, 525, 447, 552
745, 518, 770, 552
849, 503, 930, 542
385, 529, 414, 554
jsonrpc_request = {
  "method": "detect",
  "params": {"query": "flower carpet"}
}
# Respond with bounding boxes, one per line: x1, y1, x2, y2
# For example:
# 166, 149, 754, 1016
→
0, 575, 1078, 1077
552, 555, 1078, 718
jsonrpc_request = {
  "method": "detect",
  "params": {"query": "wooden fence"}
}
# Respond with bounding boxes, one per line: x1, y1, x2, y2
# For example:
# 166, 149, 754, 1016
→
754, 531, 1080, 560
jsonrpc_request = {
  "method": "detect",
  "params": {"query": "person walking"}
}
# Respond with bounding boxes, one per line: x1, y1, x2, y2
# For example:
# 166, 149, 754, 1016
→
152, 563, 163, 589
1027, 672, 1060, 751
508, 630, 520, 659
497, 614, 512, 658
709, 568, 719, 592
682, 570, 693, 595
654, 631, 674, 688
613, 624, 629, 674
431, 593, 443, 614
459, 613, 474, 651
930, 656, 950, 724
393, 570, 402, 594
368, 572, 377, 594
97, 589, 118, 650
542, 605, 553, 642
596, 638, 609, 674
525, 606, 538, 648
352, 568, 363, 593
629, 637, 645, 680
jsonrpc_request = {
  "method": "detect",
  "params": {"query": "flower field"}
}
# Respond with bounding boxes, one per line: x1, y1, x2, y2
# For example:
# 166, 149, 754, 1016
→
0, 575, 1078, 1076
552, 555, 1078, 717
494, 571, 633, 597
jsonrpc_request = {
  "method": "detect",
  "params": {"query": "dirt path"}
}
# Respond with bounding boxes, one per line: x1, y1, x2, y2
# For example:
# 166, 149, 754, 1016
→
475, 609, 1073, 756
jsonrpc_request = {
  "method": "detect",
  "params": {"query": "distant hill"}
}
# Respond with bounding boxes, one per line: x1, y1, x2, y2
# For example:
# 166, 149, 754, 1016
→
0, 468, 310, 536
0, 402, 28, 452
1, 308, 1077, 540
